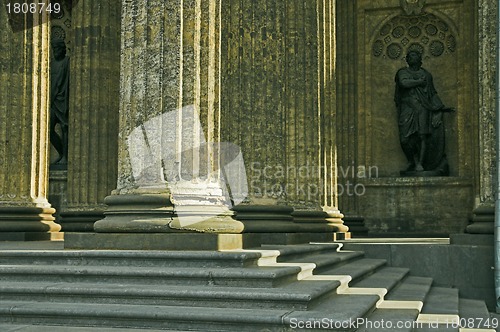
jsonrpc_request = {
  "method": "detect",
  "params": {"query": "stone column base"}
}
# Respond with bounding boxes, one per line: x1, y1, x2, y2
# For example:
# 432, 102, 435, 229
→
94, 194, 175, 233
342, 215, 369, 237
293, 209, 350, 235
0, 206, 62, 241
233, 205, 296, 232
168, 205, 244, 234
95, 193, 244, 234
466, 206, 494, 234
59, 210, 104, 232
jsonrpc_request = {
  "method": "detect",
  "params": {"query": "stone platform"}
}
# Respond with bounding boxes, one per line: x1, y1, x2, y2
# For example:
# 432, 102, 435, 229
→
64, 231, 349, 251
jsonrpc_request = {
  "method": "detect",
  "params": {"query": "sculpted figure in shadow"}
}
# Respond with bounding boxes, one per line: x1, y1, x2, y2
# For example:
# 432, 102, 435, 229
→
50, 38, 70, 166
394, 50, 454, 176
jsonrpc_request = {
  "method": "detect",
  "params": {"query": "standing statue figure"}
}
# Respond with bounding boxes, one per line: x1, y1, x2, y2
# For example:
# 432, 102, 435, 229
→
50, 38, 70, 165
394, 50, 454, 175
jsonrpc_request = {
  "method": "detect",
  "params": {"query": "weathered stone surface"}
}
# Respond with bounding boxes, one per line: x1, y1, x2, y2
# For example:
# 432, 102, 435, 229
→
359, 177, 472, 235
0, 8, 60, 238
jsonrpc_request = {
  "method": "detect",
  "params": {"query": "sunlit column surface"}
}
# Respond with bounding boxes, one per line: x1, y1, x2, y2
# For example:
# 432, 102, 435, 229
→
0, 4, 61, 239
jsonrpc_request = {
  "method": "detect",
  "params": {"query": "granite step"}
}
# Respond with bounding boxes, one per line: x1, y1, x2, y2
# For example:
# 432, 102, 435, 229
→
277, 250, 365, 274
0, 250, 263, 268
357, 308, 420, 332
458, 298, 495, 330
350, 267, 410, 290
386, 276, 433, 302
0, 264, 302, 288
0, 301, 290, 331
319, 258, 387, 282
283, 293, 380, 330
0, 295, 383, 331
420, 287, 459, 316
0, 325, 170, 332
0, 279, 342, 310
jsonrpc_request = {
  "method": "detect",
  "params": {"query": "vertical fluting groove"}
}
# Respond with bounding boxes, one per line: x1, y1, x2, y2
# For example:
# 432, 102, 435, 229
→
31, 17, 41, 201
318, 0, 325, 206
43, 10, 51, 201
317, 0, 323, 206
283, 0, 288, 203
277, 0, 285, 186
249, 0, 255, 184
193, 0, 202, 178
96, 2, 106, 203
305, 0, 314, 205
351, 1, 358, 213
216, 0, 222, 181
330, 0, 337, 208
21, 23, 31, 199
207, 0, 216, 178
238, 0, 245, 168
0, 7, 8, 191
299, 0, 307, 203
70, 6, 78, 204
89, 1, 102, 204
80, 1, 91, 205
176, 0, 184, 169
240, 0, 250, 178
261, 0, 268, 185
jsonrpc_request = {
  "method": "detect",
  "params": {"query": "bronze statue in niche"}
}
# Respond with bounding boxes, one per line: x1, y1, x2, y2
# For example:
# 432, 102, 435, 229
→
394, 50, 454, 176
50, 38, 70, 166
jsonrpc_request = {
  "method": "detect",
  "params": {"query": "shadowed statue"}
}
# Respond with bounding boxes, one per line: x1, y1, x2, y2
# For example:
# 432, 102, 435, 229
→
50, 38, 70, 166
394, 50, 455, 176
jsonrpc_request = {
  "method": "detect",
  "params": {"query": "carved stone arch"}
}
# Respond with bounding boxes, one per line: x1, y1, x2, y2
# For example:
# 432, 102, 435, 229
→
370, 10, 458, 61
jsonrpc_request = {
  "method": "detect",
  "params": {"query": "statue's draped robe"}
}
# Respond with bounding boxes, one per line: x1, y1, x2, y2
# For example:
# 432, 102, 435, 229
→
50, 56, 70, 126
395, 67, 449, 174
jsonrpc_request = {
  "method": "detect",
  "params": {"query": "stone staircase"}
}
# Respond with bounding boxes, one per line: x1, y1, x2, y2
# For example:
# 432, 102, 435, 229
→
0, 243, 495, 331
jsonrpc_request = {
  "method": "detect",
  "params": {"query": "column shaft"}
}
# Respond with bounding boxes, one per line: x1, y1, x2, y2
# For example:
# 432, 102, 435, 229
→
467, 0, 497, 234
59, 0, 121, 231
0, 5, 61, 239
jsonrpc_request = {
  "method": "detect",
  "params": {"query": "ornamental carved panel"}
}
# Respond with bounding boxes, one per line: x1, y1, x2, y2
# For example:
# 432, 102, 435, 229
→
372, 13, 456, 60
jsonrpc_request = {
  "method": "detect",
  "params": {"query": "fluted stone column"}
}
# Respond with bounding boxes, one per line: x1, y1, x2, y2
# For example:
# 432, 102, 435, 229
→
289, 0, 348, 237
221, 0, 347, 241
0, 6, 61, 240
465, 0, 497, 236
58, 0, 121, 231
82, 0, 243, 245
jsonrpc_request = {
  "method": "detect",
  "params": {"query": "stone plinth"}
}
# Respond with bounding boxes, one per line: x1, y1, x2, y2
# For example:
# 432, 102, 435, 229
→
466, 206, 494, 234
0, 6, 61, 240
359, 177, 473, 236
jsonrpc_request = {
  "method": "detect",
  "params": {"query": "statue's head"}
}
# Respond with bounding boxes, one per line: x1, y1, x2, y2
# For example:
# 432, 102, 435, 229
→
51, 39, 67, 60
405, 50, 422, 67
